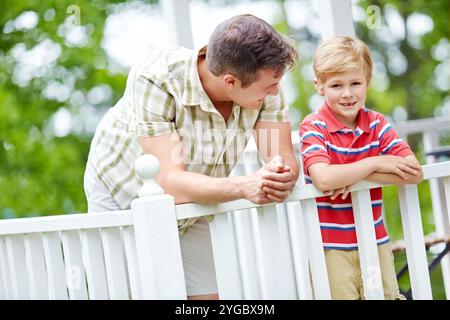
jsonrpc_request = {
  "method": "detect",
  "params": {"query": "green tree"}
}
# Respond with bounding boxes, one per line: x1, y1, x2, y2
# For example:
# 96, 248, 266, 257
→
0, 0, 130, 217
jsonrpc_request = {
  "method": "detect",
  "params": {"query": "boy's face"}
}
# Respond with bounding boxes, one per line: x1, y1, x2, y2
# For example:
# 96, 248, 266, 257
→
315, 69, 368, 128
225, 68, 283, 109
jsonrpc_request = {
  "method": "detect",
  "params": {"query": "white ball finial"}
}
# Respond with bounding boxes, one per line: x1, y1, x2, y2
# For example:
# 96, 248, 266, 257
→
135, 154, 160, 179
135, 154, 164, 197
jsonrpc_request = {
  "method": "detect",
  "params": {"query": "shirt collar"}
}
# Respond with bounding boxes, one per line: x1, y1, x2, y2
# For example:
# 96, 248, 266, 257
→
318, 100, 370, 133
181, 46, 216, 112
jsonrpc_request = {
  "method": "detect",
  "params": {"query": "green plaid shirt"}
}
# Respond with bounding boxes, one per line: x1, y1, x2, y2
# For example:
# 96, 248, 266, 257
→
87, 46, 290, 234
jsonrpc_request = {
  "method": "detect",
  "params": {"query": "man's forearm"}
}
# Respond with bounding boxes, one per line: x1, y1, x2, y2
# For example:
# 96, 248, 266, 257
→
161, 170, 245, 204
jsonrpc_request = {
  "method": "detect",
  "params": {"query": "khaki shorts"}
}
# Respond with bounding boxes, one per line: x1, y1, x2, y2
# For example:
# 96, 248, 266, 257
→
324, 243, 405, 300
84, 161, 218, 297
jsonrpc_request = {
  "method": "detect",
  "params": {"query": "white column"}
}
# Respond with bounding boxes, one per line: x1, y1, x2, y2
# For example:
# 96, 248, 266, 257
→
161, 0, 194, 48
318, 0, 355, 39
131, 154, 187, 299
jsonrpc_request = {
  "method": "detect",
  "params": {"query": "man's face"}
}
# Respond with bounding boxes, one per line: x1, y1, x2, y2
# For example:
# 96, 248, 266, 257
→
229, 68, 283, 109
315, 69, 368, 128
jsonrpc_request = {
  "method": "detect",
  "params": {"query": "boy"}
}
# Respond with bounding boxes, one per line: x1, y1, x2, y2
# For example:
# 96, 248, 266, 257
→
299, 36, 423, 299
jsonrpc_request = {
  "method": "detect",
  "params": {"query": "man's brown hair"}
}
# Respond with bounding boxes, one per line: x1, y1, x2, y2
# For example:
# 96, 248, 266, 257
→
206, 14, 298, 88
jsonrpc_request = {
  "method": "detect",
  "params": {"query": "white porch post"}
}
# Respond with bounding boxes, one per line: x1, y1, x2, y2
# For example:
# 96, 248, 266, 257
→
318, 0, 355, 39
423, 131, 450, 299
161, 0, 194, 48
131, 154, 187, 299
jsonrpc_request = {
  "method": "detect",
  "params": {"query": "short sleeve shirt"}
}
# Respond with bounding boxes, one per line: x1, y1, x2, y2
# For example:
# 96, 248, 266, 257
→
88, 46, 290, 234
299, 102, 413, 250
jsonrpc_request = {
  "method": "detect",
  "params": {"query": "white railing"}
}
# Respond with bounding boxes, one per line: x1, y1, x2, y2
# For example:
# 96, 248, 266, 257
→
0, 155, 186, 300
1, 154, 449, 300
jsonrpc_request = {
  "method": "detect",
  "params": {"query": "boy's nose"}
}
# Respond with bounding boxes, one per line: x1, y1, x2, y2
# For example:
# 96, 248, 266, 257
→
342, 88, 353, 98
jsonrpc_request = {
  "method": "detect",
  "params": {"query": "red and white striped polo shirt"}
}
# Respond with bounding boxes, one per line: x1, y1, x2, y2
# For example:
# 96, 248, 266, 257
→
299, 101, 413, 250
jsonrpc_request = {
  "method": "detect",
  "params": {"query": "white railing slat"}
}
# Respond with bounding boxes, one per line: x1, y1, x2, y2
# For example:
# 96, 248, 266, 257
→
24, 233, 49, 299
351, 190, 384, 299
79, 229, 109, 299
61, 230, 88, 299
42, 232, 68, 299
443, 176, 450, 229
0, 239, 5, 299
398, 185, 433, 299
441, 176, 450, 300
255, 204, 297, 299
5, 235, 30, 299
300, 199, 331, 299
232, 209, 261, 299
100, 227, 129, 299
122, 226, 142, 300
0, 238, 12, 299
286, 201, 313, 299
251, 209, 270, 299
209, 212, 244, 299
253, 206, 276, 298
274, 203, 299, 298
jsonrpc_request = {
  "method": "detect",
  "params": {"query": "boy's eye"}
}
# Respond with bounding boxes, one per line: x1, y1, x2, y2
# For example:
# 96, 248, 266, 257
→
352, 82, 361, 86
330, 84, 341, 88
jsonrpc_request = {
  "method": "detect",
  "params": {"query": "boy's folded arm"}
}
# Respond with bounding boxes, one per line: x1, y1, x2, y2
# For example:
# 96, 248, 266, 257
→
366, 155, 423, 185
307, 158, 378, 192
307, 153, 423, 192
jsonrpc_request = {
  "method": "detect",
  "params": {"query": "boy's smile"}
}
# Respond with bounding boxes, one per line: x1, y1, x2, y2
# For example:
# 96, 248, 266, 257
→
315, 69, 368, 129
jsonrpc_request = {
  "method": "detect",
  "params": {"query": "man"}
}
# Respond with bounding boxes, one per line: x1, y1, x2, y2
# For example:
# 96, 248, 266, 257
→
84, 14, 299, 299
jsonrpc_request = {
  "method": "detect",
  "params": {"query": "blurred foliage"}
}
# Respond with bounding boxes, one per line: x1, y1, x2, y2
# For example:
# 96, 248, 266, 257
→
358, 0, 449, 119
0, 0, 129, 216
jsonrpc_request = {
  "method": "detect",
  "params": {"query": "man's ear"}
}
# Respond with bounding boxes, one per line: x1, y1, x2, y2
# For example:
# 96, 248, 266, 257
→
223, 73, 238, 88
314, 79, 325, 96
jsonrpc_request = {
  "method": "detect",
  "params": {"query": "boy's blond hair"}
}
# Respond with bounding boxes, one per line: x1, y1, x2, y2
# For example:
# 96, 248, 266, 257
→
313, 35, 373, 84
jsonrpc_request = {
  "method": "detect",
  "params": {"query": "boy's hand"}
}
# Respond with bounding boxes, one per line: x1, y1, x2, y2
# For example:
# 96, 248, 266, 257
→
374, 155, 421, 179
327, 185, 352, 200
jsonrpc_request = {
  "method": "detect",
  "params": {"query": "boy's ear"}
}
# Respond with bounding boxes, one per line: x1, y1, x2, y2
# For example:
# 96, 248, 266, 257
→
314, 79, 325, 96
